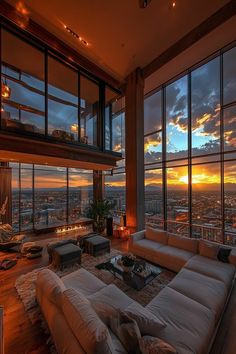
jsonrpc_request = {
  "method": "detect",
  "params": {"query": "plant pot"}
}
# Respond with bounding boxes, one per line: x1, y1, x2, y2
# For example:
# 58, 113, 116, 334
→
93, 219, 105, 233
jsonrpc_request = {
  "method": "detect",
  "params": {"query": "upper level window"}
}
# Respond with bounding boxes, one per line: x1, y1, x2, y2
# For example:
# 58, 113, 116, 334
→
144, 90, 162, 135
191, 58, 220, 156
0, 28, 119, 154
48, 57, 78, 141
166, 76, 188, 160
105, 89, 125, 154
80, 75, 99, 146
223, 46, 236, 105
1, 29, 45, 134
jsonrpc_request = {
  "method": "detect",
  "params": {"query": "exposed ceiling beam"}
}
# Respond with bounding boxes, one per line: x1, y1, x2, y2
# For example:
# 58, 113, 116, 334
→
142, 0, 236, 79
0, 0, 121, 89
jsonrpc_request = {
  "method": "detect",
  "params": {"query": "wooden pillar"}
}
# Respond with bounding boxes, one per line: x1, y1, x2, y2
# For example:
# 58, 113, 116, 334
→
125, 68, 144, 231
93, 170, 104, 201
0, 163, 12, 225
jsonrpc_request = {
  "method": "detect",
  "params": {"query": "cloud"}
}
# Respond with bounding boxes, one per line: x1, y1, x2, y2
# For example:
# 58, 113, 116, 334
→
144, 91, 162, 133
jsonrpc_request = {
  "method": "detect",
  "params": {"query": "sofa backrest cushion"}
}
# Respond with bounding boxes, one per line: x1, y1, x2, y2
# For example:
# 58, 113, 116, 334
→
124, 302, 166, 336
146, 227, 168, 245
199, 240, 219, 260
36, 269, 66, 306
62, 288, 114, 354
167, 234, 198, 254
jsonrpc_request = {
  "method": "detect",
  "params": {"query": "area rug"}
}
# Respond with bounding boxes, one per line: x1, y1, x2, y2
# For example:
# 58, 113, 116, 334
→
15, 248, 174, 353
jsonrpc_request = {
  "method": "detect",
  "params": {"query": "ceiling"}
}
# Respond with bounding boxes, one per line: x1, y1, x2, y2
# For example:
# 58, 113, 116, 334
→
6, 0, 230, 82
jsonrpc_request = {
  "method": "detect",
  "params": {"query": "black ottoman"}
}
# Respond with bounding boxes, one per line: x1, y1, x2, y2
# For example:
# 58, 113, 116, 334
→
84, 235, 110, 257
47, 239, 77, 263
52, 243, 82, 269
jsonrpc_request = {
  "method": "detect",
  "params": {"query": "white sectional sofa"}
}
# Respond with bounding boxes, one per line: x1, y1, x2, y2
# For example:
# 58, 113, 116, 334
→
129, 227, 236, 352
36, 227, 236, 354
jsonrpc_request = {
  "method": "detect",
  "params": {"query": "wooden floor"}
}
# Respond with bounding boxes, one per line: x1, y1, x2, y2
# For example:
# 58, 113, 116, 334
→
0, 233, 128, 354
0, 232, 235, 354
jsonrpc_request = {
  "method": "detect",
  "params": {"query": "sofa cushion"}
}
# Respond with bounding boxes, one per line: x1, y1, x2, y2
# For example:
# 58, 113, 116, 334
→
184, 255, 235, 290
199, 240, 219, 260
36, 269, 66, 306
146, 227, 168, 245
168, 268, 227, 322
62, 288, 114, 354
168, 234, 198, 254
146, 287, 215, 354
130, 239, 165, 258
62, 268, 106, 296
125, 302, 166, 336
88, 284, 133, 310
152, 245, 194, 272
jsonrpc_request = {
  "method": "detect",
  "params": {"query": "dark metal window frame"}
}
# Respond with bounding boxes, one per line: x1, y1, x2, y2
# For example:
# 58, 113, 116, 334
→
144, 41, 236, 243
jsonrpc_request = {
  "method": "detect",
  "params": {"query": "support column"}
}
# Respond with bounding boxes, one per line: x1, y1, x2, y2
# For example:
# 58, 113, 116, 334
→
93, 170, 104, 201
125, 68, 144, 232
0, 162, 12, 225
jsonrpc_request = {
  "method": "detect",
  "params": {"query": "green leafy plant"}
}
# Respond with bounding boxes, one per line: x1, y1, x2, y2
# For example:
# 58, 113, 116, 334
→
86, 199, 115, 232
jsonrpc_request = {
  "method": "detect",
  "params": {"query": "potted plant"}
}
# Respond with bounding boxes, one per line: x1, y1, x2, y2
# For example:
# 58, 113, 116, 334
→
86, 199, 114, 233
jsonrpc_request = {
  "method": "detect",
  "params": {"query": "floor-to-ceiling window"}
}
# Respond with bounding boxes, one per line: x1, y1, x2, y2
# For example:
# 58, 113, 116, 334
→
144, 42, 236, 245
104, 94, 126, 219
10, 163, 93, 232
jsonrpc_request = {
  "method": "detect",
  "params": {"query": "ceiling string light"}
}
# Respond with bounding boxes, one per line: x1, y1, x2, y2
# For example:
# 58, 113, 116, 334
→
64, 25, 89, 46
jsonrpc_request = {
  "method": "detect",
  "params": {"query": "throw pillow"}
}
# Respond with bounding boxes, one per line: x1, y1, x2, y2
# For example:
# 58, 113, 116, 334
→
146, 226, 168, 244
199, 240, 219, 260
62, 288, 114, 354
110, 310, 141, 353
139, 336, 177, 354
217, 248, 231, 263
124, 302, 166, 336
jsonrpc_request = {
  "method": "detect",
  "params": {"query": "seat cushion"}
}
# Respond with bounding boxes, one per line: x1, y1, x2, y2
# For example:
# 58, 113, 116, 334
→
88, 284, 133, 310
146, 227, 168, 245
146, 287, 215, 354
130, 239, 165, 259
168, 234, 198, 254
184, 255, 235, 290
168, 268, 227, 322
62, 288, 114, 354
62, 268, 106, 296
85, 235, 110, 246
125, 302, 166, 336
153, 245, 194, 272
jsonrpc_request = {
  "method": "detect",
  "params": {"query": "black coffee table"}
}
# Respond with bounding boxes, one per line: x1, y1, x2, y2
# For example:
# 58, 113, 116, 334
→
96, 255, 162, 290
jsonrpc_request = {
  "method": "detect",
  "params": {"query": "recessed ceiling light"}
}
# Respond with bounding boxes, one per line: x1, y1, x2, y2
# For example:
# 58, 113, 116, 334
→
172, 1, 176, 8
139, 0, 152, 8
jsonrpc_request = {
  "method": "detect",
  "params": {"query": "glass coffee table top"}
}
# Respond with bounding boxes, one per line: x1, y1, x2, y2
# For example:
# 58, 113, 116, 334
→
96, 255, 162, 290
